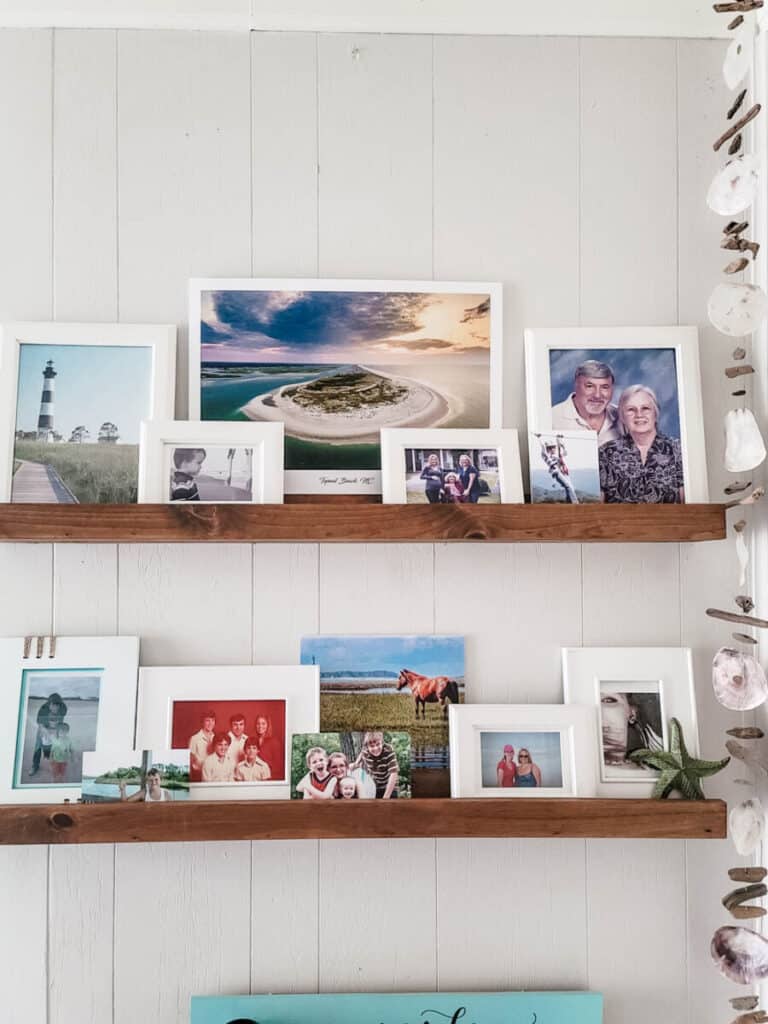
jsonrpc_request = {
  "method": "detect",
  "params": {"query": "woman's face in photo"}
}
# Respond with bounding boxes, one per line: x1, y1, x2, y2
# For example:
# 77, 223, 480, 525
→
600, 691, 633, 763
255, 716, 268, 736
622, 393, 657, 434
459, 454, 470, 467
328, 754, 347, 778
428, 454, 439, 467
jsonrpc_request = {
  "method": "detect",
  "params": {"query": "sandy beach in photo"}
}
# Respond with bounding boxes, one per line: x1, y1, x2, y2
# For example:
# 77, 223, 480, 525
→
240, 365, 454, 443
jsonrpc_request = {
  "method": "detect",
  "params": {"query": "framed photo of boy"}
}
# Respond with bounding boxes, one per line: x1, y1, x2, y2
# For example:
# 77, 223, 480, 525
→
0, 636, 140, 804
562, 646, 699, 798
136, 665, 319, 800
380, 428, 523, 505
0, 322, 176, 503
138, 420, 284, 503
448, 704, 598, 798
524, 326, 708, 503
188, 279, 502, 497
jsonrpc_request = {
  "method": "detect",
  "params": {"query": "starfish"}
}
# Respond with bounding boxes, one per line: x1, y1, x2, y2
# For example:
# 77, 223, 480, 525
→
628, 717, 730, 800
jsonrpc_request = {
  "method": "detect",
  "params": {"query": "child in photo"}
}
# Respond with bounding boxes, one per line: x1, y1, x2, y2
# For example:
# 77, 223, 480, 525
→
352, 732, 399, 799
234, 740, 271, 782
119, 768, 172, 802
537, 434, 579, 504
442, 472, 465, 503
189, 710, 216, 779
49, 722, 73, 782
295, 746, 337, 799
338, 776, 359, 799
170, 448, 206, 501
202, 733, 235, 782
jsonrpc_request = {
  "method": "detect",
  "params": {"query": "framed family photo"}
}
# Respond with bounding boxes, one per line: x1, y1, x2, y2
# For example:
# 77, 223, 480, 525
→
0, 636, 140, 804
138, 420, 284, 503
524, 326, 708, 503
448, 704, 598, 798
380, 428, 523, 504
291, 731, 412, 800
562, 646, 699, 797
188, 279, 502, 496
82, 748, 190, 803
136, 665, 319, 800
0, 322, 176, 503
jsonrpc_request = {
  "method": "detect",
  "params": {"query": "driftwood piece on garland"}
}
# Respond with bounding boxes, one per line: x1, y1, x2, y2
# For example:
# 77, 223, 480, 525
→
733, 388, 748, 396
730, 868, 768, 883
730, 1012, 768, 1024
725, 364, 755, 377
722, 235, 761, 258
723, 883, 768, 910
733, 632, 758, 644
728, 726, 765, 738
729, 133, 743, 155
730, 906, 768, 921
725, 479, 751, 493
725, 220, 750, 235
732, 997, 761, 1011
736, 595, 756, 612
725, 256, 751, 273
725, 486, 766, 509
714, 104, 762, 152
713, 1, 764, 11
706, 608, 768, 628
728, 12, 746, 26
728, 89, 748, 119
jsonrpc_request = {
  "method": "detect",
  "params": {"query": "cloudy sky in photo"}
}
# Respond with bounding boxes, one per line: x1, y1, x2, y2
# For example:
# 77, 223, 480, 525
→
301, 635, 465, 678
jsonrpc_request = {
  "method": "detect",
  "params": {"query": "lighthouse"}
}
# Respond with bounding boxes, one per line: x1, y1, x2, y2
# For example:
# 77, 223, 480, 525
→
37, 359, 57, 442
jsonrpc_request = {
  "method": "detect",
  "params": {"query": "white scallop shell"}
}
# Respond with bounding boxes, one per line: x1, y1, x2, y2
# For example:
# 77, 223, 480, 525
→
706, 156, 760, 216
723, 30, 752, 91
709, 282, 768, 337
724, 409, 768, 473
729, 798, 766, 856
711, 926, 768, 985
712, 647, 768, 711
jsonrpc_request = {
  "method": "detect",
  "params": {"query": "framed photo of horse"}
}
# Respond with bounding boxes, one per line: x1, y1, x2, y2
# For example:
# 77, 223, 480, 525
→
300, 635, 465, 799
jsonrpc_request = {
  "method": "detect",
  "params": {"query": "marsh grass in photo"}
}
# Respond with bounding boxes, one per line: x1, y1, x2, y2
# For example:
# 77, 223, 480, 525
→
13, 440, 139, 503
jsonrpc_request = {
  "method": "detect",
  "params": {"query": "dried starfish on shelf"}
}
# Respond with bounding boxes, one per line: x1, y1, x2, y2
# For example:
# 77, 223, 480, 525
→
628, 718, 730, 799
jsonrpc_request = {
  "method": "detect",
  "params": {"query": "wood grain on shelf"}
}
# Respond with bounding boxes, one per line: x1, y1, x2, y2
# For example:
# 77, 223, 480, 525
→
0, 502, 726, 543
0, 798, 726, 845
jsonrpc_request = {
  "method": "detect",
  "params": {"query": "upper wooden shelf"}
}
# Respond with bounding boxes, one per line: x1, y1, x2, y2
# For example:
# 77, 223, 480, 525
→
0, 502, 726, 543
0, 797, 726, 845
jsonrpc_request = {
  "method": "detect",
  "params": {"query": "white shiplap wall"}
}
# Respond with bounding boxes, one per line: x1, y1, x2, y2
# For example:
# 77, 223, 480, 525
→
0, 29, 748, 1024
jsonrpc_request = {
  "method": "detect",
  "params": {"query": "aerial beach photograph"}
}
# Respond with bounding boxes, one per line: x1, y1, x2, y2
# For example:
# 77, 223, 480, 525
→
193, 284, 498, 492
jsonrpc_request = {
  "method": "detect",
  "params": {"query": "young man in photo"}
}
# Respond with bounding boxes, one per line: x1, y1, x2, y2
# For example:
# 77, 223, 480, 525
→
227, 713, 249, 766
353, 731, 399, 799
189, 710, 216, 780
202, 733, 235, 782
234, 740, 271, 782
551, 360, 621, 445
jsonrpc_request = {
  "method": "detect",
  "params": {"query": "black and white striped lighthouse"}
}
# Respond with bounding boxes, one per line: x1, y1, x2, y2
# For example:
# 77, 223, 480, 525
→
37, 359, 57, 441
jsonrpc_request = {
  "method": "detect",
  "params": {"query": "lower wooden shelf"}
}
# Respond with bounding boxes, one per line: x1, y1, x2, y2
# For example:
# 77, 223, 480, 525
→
0, 798, 726, 844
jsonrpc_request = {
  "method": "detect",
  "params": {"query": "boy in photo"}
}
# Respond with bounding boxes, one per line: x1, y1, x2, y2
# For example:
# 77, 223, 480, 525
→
295, 746, 337, 799
202, 733, 235, 782
170, 448, 206, 501
353, 731, 399, 799
234, 740, 271, 782
189, 710, 216, 777
227, 713, 249, 766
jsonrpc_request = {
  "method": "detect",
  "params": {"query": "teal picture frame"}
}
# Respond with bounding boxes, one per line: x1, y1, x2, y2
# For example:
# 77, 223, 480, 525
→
191, 991, 602, 1024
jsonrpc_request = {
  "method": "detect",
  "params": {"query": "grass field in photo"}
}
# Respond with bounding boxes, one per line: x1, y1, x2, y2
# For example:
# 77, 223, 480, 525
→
320, 692, 453, 747
13, 441, 139, 503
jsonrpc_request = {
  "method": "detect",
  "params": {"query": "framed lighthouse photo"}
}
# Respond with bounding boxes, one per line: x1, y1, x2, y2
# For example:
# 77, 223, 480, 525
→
0, 322, 176, 503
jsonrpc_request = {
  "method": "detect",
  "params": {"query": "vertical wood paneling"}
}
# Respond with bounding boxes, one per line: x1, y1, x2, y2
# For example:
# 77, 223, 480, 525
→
114, 842, 251, 1024
587, 840, 687, 1024
434, 543, 582, 703
0, 544, 53, 634
0, 29, 52, 321
118, 544, 253, 664
252, 544, 318, 663
0, 847, 48, 1024
251, 32, 318, 276
53, 544, 118, 634
433, 37, 579, 432
317, 34, 432, 277
53, 28, 117, 321
580, 38, 678, 325
436, 839, 588, 990
250, 841, 319, 992
117, 30, 252, 414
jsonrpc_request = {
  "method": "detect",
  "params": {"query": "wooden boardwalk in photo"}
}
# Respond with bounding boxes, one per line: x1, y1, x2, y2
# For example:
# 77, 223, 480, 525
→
11, 461, 78, 503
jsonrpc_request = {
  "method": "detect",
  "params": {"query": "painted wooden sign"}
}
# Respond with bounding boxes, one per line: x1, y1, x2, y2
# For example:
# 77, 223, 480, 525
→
191, 991, 603, 1024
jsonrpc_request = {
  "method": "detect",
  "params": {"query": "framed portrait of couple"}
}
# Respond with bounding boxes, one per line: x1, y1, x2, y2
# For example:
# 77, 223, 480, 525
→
525, 326, 708, 504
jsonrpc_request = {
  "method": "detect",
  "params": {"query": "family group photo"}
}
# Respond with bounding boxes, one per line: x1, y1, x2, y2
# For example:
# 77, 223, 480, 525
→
81, 749, 190, 802
291, 731, 412, 799
548, 346, 685, 504
480, 731, 564, 790
404, 447, 501, 503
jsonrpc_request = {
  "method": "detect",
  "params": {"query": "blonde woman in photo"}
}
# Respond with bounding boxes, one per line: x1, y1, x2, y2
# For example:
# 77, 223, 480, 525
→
515, 748, 541, 788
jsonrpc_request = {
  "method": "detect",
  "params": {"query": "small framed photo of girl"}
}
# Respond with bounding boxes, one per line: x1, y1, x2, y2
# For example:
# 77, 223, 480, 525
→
380, 428, 523, 505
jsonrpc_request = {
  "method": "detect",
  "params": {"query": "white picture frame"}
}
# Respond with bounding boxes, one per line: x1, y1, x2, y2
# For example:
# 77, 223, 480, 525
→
562, 646, 699, 798
0, 636, 140, 804
188, 279, 503, 496
0, 321, 176, 503
138, 419, 284, 503
136, 665, 320, 800
524, 325, 708, 503
380, 428, 523, 504
448, 704, 599, 798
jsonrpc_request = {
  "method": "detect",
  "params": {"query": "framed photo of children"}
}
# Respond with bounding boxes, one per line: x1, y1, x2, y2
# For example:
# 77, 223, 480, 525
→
448, 704, 599, 798
138, 420, 284, 503
136, 665, 319, 800
528, 429, 600, 504
380, 428, 523, 504
291, 732, 412, 799
0, 322, 176, 503
0, 636, 140, 804
562, 646, 699, 798
188, 279, 502, 497
524, 326, 708, 503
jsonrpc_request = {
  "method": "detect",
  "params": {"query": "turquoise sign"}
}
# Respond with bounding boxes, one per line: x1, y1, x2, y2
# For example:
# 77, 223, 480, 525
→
191, 991, 602, 1024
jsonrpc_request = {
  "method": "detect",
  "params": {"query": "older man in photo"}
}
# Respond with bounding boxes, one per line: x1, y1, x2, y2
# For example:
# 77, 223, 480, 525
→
551, 360, 621, 445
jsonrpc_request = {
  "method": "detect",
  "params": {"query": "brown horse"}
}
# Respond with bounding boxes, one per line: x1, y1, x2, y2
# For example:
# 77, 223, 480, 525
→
396, 669, 459, 720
